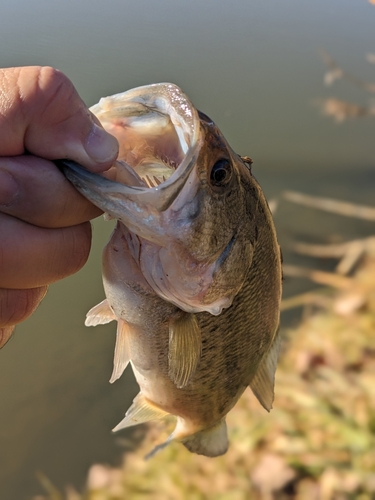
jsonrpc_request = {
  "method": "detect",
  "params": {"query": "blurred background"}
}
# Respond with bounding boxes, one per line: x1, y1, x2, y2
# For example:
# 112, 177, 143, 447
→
0, 1, 374, 499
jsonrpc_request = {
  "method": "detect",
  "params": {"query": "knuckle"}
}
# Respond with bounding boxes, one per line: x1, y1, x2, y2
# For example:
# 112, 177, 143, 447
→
38, 66, 74, 98
36, 67, 77, 116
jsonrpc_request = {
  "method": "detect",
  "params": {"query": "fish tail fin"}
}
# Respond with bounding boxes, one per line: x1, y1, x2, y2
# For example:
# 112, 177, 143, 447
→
178, 419, 228, 457
145, 418, 228, 459
112, 393, 168, 432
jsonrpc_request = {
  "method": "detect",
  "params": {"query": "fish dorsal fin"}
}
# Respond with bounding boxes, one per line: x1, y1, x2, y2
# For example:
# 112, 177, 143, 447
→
112, 393, 168, 432
249, 329, 281, 411
168, 312, 201, 389
109, 319, 131, 384
180, 420, 228, 457
85, 299, 116, 326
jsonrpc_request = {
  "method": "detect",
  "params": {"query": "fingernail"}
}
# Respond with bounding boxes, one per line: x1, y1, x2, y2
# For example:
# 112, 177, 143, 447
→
0, 169, 18, 206
84, 124, 119, 164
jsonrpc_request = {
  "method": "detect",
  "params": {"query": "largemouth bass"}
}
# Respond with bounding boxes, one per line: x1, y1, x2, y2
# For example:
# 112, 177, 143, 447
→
59, 83, 282, 457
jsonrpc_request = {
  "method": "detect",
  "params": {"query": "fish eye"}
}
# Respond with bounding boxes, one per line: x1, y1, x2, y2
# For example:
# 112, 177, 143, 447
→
210, 159, 232, 187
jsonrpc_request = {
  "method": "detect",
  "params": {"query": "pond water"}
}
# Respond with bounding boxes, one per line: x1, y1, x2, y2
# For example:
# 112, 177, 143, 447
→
0, 1, 374, 498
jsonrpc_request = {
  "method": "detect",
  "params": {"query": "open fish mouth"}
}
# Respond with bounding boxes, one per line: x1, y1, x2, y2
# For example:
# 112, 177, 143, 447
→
59, 83, 201, 217
91, 84, 199, 188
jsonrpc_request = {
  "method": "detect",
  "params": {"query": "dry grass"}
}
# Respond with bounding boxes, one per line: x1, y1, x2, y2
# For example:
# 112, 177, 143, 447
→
316, 48, 375, 123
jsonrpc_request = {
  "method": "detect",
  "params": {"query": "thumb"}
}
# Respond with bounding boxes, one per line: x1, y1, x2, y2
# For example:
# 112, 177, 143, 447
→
0, 66, 118, 171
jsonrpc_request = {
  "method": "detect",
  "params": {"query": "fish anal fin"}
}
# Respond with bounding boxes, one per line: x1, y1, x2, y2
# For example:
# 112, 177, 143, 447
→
85, 299, 116, 326
109, 319, 131, 383
112, 393, 168, 432
180, 420, 228, 457
168, 312, 201, 389
250, 329, 281, 411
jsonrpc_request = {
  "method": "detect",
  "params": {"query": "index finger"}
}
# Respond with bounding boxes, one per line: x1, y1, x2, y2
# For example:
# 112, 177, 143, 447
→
0, 156, 102, 228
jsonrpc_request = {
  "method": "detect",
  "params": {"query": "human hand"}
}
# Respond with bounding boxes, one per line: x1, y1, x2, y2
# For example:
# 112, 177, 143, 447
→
0, 66, 119, 347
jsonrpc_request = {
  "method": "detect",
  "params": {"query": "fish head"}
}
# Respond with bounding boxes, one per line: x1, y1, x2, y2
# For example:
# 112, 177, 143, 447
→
152, 110, 258, 315
60, 84, 259, 315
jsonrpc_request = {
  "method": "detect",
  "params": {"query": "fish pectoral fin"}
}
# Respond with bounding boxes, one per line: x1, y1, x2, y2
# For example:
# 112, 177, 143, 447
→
112, 393, 168, 432
85, 299, 116, 326
180, 420, 228, 457
249, 328, 281, 411
109, 319, 131, 383
168, 312, 201, 389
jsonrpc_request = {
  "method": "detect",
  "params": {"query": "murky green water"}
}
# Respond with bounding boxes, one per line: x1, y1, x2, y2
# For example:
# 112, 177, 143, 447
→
0, 1, 374, 498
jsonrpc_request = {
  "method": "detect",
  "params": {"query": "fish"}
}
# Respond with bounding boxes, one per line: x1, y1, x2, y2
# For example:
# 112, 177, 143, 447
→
58, 83, 282, 457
